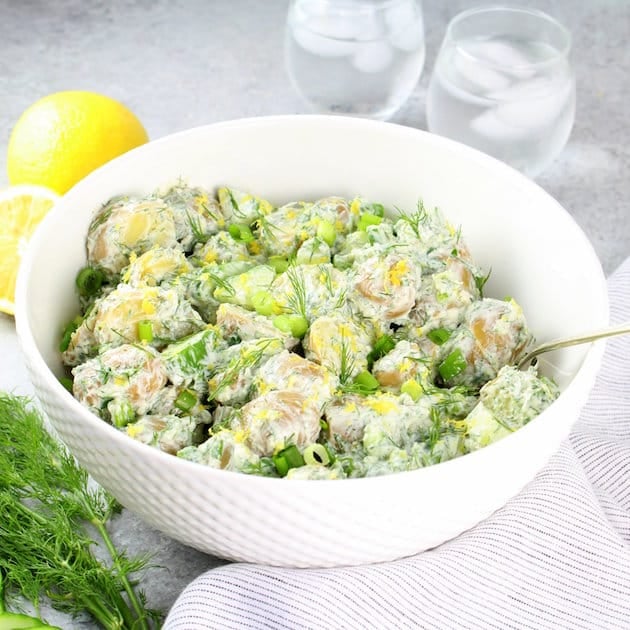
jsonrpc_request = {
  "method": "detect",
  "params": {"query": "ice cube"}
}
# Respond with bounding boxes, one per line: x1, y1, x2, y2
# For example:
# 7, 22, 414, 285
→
469, 107, 533, 142
352, 41, 393, 73
451, 44, 512, 94
385, 0, 417, 32
390, 19, 425, 52
462, 38, 536, 79
291, 19, 358, 57
492, 78, 574, 130
385, 2, 425, 52
353, 12, 385, 42
290, 5, 385, 57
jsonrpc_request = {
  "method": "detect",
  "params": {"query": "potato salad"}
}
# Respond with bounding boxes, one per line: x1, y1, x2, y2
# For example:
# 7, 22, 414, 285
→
61, 184, 559, 479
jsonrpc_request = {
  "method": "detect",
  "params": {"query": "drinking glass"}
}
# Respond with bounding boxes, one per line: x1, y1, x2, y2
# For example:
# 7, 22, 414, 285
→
285, 0, 426, 120
426, 6, 575, 178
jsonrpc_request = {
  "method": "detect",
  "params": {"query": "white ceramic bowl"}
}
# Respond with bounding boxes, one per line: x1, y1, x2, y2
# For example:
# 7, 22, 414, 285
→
15, 116, 607, 568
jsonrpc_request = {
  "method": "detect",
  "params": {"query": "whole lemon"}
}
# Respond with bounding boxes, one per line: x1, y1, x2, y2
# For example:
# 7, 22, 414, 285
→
7, 91, 149, 195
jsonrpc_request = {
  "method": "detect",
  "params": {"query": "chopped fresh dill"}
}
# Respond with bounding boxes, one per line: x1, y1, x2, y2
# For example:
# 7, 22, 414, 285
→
207, 271, 236, 296
226, 189, 240, 217
474, 267, 492, 297
200, 200, 223, 224
284, 263, 307, 319
427, 406, 443, 449
395, 199, 429, 238
318, 264, 335, 295
186, 210, 209, 244
337, 334, 355, 386
208, 339, 277, 402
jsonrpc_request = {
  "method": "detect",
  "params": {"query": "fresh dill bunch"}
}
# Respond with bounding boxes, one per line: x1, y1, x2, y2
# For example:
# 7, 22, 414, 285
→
0, 393, 162, 629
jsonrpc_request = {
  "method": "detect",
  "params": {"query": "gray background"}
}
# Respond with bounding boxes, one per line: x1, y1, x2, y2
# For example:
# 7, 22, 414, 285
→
0, 1, 628, 627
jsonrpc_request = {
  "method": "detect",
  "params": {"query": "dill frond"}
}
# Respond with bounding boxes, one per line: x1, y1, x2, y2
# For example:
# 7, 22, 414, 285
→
284, 264, 308, 319
0, 394, 161, 628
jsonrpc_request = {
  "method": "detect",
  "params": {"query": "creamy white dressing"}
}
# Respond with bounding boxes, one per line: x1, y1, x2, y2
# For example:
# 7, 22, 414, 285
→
63, 185, 559, 479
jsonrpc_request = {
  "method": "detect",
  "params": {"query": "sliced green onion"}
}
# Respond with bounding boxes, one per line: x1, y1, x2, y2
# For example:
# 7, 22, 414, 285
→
75, 266, 105, 297
369, 203, 385, 217
358, 213, 383, 231
273, 444, 304, 476
59, 376, 74, 392
338, 454, 355, 476
272, 314, 308, 338
273, 454, 289, 477
268, 256, 289, 274
111, 400, 135, 428
400, 379, 423, 402
59, 315, 83, 352
272, 314, 292, 333
228, 223, 254, 243
427, 328, 451, 345
137, 320, 154, 342
438, 349, 467, 382
367, 334, 396, 365
316, 220, 336, 246
353, 370, 379, 392
174, 388, 197, 412
303, 443, 332, 466
251, 290, 275, 316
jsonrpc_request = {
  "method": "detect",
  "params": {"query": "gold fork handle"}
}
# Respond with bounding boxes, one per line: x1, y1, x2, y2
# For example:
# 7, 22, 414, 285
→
517, 321, 630, 369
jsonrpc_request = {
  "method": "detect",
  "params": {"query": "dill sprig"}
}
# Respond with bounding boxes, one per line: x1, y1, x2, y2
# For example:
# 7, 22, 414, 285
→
318, 264, 335, 296
255, 214, 280, 242
0, 393, 161, 629
284, 263, 308, 319
337, 335, 355, 386
186, 210, 210, 244
395, 200, 429, 238
206, 271, 236, 296
473, 267, 492, 297
208, 338, 278, 402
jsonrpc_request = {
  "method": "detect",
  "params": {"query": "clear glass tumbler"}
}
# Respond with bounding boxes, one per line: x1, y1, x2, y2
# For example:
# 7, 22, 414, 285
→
426, 6, 575, 177
285, 0, 426, 120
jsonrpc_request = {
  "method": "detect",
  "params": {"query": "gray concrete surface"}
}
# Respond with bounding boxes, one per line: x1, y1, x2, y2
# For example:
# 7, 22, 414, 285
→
0, 1, 628, 627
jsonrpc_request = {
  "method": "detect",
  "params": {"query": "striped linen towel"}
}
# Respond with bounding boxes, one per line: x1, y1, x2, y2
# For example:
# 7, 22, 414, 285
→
164, 257, 630, 630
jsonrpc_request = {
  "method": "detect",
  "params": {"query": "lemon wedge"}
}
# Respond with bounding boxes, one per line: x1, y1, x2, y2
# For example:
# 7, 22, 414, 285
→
0, 185, 60, 315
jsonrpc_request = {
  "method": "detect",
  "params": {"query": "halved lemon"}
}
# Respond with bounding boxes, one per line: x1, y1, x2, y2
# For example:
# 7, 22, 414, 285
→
0, 185, 60, 315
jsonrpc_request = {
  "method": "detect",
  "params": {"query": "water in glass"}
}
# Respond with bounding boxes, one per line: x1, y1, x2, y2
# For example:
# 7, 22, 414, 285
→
285, 0, 425, 120
426, 9, 575, 177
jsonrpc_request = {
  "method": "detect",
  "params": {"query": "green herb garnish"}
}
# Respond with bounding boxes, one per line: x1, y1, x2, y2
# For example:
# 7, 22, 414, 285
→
427, 328, 451, 345
474, 268, 492, 297
367, 334, 396, 366
272, 444, 304, 477
438, 349, 467, 382
303, 443, 332, 466
75, 266, 105, 298
0, 394, 161, 629
228, 222, 255, 243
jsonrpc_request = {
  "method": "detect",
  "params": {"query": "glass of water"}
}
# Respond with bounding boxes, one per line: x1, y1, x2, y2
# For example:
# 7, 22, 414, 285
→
426, 6, 575, 178
285, 0, 426, 121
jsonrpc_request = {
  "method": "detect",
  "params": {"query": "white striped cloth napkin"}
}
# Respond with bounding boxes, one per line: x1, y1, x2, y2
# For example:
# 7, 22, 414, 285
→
164, 257, 630, 630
